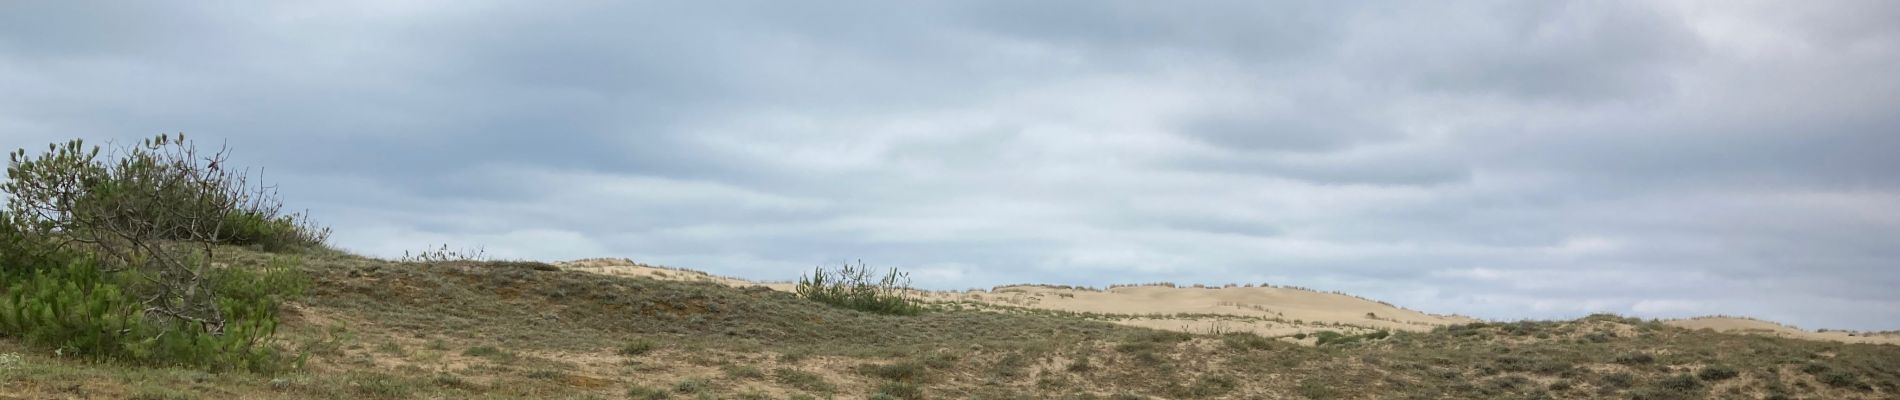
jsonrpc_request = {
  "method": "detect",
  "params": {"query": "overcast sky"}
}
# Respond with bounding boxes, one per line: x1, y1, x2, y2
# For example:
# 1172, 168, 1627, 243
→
4, 1, 1898, 330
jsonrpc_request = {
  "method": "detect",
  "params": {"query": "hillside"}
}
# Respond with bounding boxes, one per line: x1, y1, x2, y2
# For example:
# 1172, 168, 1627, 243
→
4, 248, 1897, 399
559, 258, 1896, 346
561, 258, 1475, 339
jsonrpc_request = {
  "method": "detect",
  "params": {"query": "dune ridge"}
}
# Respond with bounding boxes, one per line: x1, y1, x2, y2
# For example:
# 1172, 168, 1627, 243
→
555, 258, 1896, 345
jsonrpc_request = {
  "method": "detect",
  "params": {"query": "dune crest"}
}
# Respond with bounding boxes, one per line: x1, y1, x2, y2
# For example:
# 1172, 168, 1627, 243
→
554, 258, 1473, 336
1664, 316, 1900, 345
556, 258, 1891, 344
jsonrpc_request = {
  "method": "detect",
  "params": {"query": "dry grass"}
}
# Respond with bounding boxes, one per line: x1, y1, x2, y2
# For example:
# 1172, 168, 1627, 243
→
0, 247, 1895, 399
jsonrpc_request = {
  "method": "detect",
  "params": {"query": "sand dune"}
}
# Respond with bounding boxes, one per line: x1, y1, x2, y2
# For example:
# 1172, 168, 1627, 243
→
1664, 316, 1900, 345
555, 258, 1471, 336
556, 258, 1889, 344
915, 283, 1476, 336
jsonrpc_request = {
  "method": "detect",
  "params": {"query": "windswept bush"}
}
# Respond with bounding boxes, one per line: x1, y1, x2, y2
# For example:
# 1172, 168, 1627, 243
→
794, 261, 923, 315
0, 135, 315, 371
5, 135, 329, 254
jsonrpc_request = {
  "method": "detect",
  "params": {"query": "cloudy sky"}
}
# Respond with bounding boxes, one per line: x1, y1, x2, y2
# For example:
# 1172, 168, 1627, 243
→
4, 1, 1898, 330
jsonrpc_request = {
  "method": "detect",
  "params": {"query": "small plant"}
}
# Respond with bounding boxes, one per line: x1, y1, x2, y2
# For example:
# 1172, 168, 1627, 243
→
672, 378, 709, 394
1697, 365, 1739, 381
0, 352, 20, 373
794, 260, 923, 315
1819, 372, 1867, 390
1067, 356, 1094, 372
619, 339, 658, 356
861, 361, 930, 383
722, 365, 766, 379
1602, 372, 1638, 389
462, 345, 514, 362
1220, 332, 1275, 351
873, 381, 924, 400
628, 384, 671, 400
1549, 380, 1573, 391
1658, 374, 1701, 391
773, 368, 835, 393
1615, 352, 1656, 365
402, 244, 488, 263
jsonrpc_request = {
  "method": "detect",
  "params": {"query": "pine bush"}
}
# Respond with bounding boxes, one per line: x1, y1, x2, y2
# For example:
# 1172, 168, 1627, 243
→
0, 135, 313, 372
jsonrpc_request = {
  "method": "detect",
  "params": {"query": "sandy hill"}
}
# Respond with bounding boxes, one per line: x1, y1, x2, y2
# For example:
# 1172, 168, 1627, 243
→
921, 284, 1477, 337
559, 258, 1899, 346
1665, 316, 1900, 345
8, 249, 1900, 399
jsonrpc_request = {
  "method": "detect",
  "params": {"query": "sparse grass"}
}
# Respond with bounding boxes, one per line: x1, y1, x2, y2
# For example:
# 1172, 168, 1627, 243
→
773, 368, 835, 393
2, 246, 1895, 399
618, 339, 658, 357
873, 381, 924, 400
861, 361, 930, 383
722, 364, 766, 380
672, 377, 710, 394
462, 345, 516, 363
1698, 365, 1739, 381
627, 384, 671, 399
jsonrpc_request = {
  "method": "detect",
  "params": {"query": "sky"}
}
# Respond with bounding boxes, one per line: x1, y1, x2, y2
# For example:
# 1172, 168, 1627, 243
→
3, 1, 1898, 330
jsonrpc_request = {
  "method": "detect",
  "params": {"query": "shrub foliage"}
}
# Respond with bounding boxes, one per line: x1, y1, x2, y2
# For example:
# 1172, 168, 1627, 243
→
0, 134, 317, 371
794, 261, 924, 315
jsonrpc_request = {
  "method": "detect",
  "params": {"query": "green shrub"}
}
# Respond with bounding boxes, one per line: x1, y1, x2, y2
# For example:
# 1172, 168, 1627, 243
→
218, 210, 326, 252
862, 361, 930, 383
1220, 332, 1275, 351
773, 368, 835, 393
1658, 374, 1701, 391
873, 381, 924, 400
4, 135, 328, 254
672, 378, 709, 394
462, 345, 517, 363
619, 339, 658, 356
1601, 372, 1638, 389
1819, 372, 1867, 390
1179, 375, 1238, 397
1548, 380, 1573, 391
0, 136, 315, 371
794, 261, 924, 315
1312, 330, 1378, 346
1615, 352, 1656, 365
0, 254, 295, 372
1799, 362, 1830, 374
722, 365, 766, 379
1117, 330, 1191, 354
627, 384, 671, 399
1697, 365, 1739, 381
0, 257, 146, 359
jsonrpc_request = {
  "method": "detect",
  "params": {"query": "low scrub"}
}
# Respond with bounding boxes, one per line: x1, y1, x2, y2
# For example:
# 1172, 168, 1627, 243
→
0, 135, 314, 372
794, 261, 924, 315
0, 250, 303, 372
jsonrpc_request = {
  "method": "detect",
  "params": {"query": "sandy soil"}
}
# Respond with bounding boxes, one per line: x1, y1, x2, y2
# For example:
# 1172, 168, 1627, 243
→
556, 258, 1892, 345
1663, 316, 1900, 345
554, 259, 1473, 336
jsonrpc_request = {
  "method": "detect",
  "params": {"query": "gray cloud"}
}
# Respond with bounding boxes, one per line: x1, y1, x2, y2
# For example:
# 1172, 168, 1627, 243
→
3, 0, 1898, 330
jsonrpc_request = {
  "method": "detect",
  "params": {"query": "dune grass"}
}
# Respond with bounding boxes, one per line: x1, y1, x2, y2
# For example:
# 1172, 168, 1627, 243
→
1, 246, 1896, 399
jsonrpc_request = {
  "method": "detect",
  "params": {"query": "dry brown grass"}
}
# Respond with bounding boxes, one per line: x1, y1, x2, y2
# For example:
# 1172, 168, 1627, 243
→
1, 247, 1895, 399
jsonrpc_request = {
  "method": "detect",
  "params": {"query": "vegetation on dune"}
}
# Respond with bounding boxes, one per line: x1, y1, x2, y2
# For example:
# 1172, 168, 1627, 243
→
794, 260, 925, 316
5, 241, 1899, 399
2, 135, 1898, 399
1, 135, 322, 371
